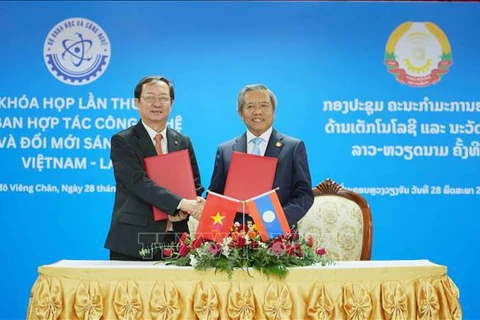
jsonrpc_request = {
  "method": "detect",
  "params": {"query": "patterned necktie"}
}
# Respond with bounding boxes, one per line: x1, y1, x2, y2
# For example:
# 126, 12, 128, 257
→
251, 137, 263, 155
154, 134, 163, 155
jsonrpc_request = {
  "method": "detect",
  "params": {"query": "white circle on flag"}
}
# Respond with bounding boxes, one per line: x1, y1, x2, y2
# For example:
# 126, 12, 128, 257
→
262, 210, 276, 223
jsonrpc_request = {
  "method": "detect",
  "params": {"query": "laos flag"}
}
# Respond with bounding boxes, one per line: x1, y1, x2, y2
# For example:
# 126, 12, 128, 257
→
246, 189, 291, 241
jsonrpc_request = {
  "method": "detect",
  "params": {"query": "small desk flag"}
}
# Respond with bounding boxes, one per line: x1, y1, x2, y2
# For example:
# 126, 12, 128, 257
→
196, 191, 239, 243
246, 189, 290, 241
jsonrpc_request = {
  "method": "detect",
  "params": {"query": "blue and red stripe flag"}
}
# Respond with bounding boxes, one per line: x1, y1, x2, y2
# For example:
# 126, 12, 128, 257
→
246, 189, 290, 241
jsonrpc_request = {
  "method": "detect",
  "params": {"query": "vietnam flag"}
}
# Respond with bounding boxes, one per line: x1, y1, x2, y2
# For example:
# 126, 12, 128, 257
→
195, 191, 238, 243
246, 189, 290, 241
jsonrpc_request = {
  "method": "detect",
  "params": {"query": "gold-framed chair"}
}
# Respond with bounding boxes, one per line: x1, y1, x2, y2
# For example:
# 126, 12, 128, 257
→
297, 178, 373, 260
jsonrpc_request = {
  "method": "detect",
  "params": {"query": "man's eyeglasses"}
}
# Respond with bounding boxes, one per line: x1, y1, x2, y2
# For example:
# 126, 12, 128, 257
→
141, 95, 171, 104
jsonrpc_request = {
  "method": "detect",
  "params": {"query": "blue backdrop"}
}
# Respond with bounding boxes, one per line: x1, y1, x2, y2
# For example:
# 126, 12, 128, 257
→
1, 1, 479, 319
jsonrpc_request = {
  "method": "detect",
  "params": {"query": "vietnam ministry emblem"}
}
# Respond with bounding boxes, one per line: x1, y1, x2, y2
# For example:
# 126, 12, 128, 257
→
384, 22, 452, 87
44, 18, 111, 85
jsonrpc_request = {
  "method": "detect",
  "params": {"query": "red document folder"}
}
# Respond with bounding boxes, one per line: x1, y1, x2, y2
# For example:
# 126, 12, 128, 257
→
144, 149, 197, 221
224, 151, 278, 212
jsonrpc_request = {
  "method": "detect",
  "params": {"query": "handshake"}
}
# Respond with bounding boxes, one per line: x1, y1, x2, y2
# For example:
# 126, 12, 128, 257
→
169, 197, 206, 222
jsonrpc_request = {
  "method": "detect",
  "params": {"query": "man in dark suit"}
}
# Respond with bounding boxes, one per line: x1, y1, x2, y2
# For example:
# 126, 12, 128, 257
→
209, 84, 313, 227
105, 76, 205, 260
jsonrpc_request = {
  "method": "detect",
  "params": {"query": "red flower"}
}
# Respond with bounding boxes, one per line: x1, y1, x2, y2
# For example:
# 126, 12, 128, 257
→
249, 241, 259, 249
268, 237, 284, 248
290, 230, 299, 241
208, 243, 222, 255
269, 242, 285, 255
178, 244, 191, 257
285, 244, 295, 256
162, 248, 173, 258
307, 235, 315, 248
235, 236, 246, 248
316, 247, 327, 256
191, 236, 205, 249
296, 248, 303, 258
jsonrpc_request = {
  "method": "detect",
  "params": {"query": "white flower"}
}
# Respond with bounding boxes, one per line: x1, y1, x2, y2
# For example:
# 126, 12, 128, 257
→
197, 246, 209, 257
223, 237, 233, 245
189, 254, 198, 267
222, 248, 231, 257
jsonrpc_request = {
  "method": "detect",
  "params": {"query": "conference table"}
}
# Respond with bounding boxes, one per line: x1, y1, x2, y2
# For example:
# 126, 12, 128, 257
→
27, 260, 461, 319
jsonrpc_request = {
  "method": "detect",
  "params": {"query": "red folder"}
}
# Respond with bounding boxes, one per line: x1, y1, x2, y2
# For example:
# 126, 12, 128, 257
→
144, 149, 197, 221
224, 151, 278, 212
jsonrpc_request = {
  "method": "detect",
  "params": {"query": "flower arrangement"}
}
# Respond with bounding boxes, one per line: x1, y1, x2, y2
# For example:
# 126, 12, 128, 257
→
140, 222, 334, 279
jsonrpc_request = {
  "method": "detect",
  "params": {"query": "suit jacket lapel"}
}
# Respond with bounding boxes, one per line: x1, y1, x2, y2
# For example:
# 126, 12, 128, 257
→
166, 128, 181, 152
232, 134, 247, 153
265, 129, 284, 158
134, 121, 157, 158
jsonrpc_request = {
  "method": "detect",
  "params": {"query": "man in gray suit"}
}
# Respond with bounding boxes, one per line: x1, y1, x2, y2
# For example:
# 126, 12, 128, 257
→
209, 84, 313, 227
105, 76, 205, 260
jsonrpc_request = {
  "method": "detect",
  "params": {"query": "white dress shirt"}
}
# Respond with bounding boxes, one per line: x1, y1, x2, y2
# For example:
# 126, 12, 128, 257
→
142, 121, 168, 154
246, 127, 273, 156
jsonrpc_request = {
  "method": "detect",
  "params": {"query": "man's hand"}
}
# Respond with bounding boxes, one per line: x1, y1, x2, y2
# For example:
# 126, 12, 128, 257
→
168, 211, 188, 222
191, 197, 206, 220
180, 197, 205, 220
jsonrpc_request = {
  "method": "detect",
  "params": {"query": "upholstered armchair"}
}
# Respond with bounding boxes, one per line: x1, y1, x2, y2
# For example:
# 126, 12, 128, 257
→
297, 178, 373, 260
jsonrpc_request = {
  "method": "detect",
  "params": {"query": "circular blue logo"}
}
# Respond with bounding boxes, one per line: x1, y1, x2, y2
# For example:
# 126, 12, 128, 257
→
44, 18, 111, 85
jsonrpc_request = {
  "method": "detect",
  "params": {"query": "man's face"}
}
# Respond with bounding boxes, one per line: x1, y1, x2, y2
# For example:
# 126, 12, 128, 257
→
135, 81, 172, 128
239, 90, 275, 136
